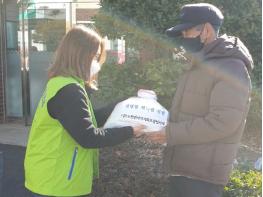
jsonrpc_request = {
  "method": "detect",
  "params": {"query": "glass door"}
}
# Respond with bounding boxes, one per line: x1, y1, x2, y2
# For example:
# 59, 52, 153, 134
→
17, 0, 100, 125
19, 1, 67, 124
5, 0, 23, 119
27, 2, 66, 123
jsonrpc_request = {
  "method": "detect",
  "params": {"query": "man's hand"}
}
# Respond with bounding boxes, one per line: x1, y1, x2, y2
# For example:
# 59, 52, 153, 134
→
144, 129, 166, 144
132, 125, 146, 138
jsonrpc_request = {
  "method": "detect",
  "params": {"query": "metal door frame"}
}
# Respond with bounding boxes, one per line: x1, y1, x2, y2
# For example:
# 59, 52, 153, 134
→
0, 0, 7, 122
19, 0, 31, 125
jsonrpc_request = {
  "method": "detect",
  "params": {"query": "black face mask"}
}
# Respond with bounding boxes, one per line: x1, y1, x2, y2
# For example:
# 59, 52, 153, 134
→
174, 28, 205, 53
180, 35, 204, 52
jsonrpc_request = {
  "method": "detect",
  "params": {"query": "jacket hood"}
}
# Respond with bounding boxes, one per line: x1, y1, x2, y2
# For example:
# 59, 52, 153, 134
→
201, 34, 254, 73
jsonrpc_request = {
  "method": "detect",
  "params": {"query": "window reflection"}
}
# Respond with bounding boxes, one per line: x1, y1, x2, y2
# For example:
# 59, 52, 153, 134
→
6, 21, 18, 50
29, 8, 66, 52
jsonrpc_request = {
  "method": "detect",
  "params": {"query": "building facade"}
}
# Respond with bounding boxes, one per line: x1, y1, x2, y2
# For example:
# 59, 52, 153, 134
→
0, 0, 101, 125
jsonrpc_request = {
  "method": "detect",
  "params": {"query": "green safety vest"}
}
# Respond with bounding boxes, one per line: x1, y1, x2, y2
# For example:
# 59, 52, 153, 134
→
24, 76, 99, 196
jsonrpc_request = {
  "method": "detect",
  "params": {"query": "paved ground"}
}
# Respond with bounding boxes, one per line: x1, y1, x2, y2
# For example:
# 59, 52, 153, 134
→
0, 124, 30, 196
0, 144, 31, 197
0, 124, 29, 147
0, 123, 260, 197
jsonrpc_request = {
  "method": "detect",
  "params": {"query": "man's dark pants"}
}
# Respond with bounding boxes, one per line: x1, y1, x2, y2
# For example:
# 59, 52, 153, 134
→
168, 176, 224, 197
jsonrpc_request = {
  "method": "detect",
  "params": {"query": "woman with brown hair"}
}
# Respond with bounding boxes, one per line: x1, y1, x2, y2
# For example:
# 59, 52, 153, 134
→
24, 25, 144, 197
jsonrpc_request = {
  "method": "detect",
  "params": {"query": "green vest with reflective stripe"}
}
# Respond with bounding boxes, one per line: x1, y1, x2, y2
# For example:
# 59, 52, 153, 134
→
25, 76, 99, 196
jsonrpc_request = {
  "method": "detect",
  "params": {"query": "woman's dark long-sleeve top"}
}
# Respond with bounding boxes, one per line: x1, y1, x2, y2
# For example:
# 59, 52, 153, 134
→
47, 84, 133, 148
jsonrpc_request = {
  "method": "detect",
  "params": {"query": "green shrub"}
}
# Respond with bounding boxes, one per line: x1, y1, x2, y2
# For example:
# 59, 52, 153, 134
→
92, 58, 186, 108
223, 169, 262, 197
244, 89, 262, 138
95, 0, 261, 87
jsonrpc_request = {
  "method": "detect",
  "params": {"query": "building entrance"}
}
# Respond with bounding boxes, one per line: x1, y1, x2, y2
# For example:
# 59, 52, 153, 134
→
2, 0, 100, 125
